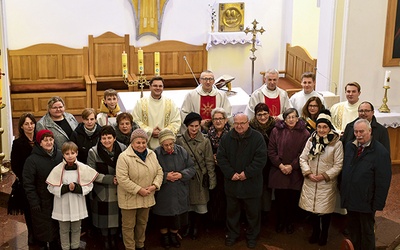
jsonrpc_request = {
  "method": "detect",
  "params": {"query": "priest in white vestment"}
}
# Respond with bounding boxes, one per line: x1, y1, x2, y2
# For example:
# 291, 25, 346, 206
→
132, 77, 181, 149
246, 69, 292, 119
330, 82, 362, 134
181, 70, 232, 131
289, 72, 326, 114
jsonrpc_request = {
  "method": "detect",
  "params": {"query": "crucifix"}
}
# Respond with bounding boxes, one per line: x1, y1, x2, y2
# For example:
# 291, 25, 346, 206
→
244, 19, 265, 93
124, 75, 150, 98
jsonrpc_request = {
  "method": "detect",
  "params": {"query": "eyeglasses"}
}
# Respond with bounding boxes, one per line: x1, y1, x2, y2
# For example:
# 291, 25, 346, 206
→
285, 115, 298, 120
51, 106, 64, 110
200, 77, 214, 82
212, 117, 225, 122
256, 112, 269, 117
358, 110, 372, 114
162, 142, 174, 148
233, 121, 248, 126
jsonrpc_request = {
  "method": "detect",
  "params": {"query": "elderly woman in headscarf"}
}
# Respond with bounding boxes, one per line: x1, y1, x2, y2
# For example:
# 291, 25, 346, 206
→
299, 110, 343, 246
153, 128, 196, 249
176, 112, 216, 240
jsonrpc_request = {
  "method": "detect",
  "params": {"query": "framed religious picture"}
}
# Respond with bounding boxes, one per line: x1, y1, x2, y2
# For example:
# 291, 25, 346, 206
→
383, 0, 400, 66
218, 3, 245, 32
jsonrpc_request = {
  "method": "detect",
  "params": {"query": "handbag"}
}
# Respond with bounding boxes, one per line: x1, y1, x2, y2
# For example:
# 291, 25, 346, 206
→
182, 136, 210, 188
7, 177, 25, 215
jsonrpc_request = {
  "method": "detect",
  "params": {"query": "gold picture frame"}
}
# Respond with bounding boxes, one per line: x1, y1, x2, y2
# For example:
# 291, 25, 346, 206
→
219, 3, 245, 32
383, 0, 400, 66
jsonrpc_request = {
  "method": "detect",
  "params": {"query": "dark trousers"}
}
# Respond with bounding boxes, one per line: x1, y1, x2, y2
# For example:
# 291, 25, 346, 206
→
226, 196, 261, 240
347, 210, 375, 250
274, 189, 300, 226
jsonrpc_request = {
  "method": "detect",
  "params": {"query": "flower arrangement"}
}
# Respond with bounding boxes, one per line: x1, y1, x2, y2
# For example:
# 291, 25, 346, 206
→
208, 2, 217, 31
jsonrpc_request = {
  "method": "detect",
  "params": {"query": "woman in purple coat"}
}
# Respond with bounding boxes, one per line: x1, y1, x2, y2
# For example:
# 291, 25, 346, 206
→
268, 108, 309, 234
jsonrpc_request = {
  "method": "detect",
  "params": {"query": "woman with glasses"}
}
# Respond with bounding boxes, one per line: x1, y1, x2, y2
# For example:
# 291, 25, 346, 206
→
207, 108, 230, 225
36, 96, 78, 149
176, 112, 216, 240
249, 103, 275, 222
153, 128, 196, 249
300, 97, 324, 134
268, 108, 309, 234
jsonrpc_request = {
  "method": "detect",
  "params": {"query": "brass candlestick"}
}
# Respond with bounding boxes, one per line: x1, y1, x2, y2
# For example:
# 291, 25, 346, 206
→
378, 86, 390, 113
124, 73, 150, 98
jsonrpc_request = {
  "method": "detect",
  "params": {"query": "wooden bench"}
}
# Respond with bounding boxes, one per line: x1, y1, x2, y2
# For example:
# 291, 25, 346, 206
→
8, 44, 91, 118
261, 43, 317, 97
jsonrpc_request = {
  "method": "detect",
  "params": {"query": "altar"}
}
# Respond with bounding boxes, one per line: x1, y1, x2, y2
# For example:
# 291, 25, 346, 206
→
117, 87, 250, 115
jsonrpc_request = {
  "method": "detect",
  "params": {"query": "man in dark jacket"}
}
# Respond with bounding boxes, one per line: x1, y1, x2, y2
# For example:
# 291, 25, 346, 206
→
342, 101, 390, 152
341, 119, 391, 250
216, 113, 267, 249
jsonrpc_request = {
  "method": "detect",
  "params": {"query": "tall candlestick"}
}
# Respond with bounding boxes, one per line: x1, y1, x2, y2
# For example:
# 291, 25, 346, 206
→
138, 49, 144, 74
122, 51, 128, 78
384, 70, 391, 87
154, 52, 160, 76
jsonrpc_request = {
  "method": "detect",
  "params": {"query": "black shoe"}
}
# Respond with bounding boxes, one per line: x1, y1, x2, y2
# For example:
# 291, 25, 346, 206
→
247, 239, 257, 249
275, 223, 284, 233
225, 237, 236, 247
161, 233, 170, 249
286, 224, 294, 234
169, 233, 181, 248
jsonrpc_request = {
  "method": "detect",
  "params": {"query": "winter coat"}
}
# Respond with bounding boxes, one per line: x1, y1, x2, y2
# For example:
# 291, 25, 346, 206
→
268, 119, 309, 190
116, 146, 163, 209
153, 145, 196, 216
70, 122, 102, 163
299, 132, 343, 214
176, 131, 216, 205
216, 127, 267, 199
11, 134, 34, 181
341, 139, 392, 213
87, 141, 126, 229
36, 112, 78, 149
22, 144, 63, 242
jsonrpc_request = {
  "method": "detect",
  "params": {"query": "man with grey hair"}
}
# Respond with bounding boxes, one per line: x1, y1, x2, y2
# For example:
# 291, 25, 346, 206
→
246, 69, 292, 119
340, 118, 391, 250
181, 70, 232, 131
217, 113, 267, 249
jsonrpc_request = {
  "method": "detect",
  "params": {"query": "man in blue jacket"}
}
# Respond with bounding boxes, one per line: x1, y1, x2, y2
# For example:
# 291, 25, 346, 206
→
341, 119, 392, 250
216, 113, 267, 249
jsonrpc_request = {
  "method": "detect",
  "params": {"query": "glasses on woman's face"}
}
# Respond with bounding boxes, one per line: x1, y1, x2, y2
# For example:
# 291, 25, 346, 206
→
212, 117, 225, 122
256, 112, 269, 118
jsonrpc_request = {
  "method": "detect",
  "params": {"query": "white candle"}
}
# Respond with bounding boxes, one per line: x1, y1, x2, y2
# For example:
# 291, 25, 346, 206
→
384, 70, 391, 87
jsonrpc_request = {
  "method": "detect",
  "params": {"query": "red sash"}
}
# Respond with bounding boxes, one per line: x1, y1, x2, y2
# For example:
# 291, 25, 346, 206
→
200, 96, 216, 119
264, 96, 281, 117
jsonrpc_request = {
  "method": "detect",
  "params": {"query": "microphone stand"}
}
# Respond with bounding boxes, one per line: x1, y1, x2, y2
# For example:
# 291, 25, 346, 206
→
183, 56, 200, 86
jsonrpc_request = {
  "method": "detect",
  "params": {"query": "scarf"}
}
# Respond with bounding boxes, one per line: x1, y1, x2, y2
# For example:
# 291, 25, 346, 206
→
207, 123, 230, 154
84, 124, 97, 137
134, 148, 148, 162
99, 100, 121, 117
97, 140, 122, 169
308, 131, 335, 160
249, 116, 275, 141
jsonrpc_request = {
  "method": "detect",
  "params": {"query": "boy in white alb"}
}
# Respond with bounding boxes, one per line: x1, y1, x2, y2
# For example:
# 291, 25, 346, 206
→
46, 141, 98, 250
97, 89, 122, 127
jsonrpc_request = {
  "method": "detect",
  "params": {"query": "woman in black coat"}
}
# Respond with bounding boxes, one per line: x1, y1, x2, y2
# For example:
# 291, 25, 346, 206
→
70, 108, 102, 164
23, 129, 63, 250
10, 113, 36, 245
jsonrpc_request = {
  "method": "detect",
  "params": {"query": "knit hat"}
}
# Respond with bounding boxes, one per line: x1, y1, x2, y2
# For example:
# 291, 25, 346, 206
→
36, 129, 54, 144
158, 128, 176, 144
316, 109, 334, 130
183, 112, 202, 127
130, 128, 148, 143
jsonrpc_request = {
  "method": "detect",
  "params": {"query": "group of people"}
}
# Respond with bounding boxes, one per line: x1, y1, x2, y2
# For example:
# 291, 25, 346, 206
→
10, 69, 392, 250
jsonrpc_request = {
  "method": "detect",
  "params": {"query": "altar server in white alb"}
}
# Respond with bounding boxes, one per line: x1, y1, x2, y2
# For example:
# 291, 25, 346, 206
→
246, 69, 292, 120
46, 141, 98, 250
132, 76, 181, 150
289, 72, 326, 114
181, 70, 232, 131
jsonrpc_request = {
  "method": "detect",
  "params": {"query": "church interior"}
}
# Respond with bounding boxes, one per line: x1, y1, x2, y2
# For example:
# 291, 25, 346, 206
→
1, 0, 400, 249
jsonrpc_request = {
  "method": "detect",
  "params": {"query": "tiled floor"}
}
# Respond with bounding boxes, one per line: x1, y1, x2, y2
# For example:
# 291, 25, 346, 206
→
1, 164, 400, 250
